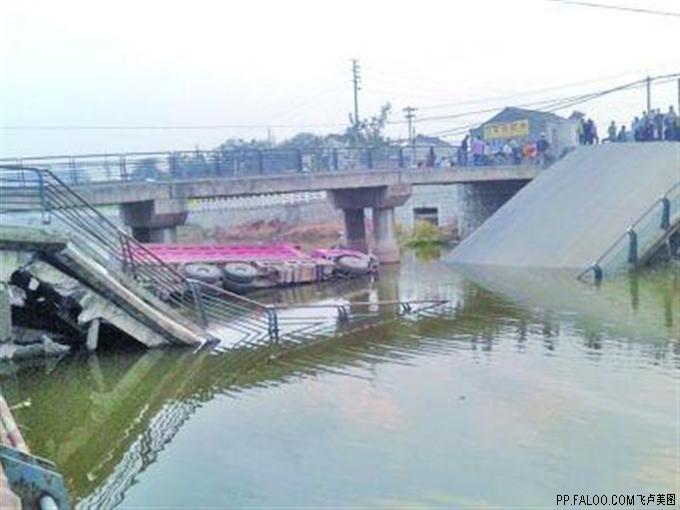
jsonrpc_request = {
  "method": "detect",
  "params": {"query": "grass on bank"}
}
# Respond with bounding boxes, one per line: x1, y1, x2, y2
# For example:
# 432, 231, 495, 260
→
400, 220, 448, 248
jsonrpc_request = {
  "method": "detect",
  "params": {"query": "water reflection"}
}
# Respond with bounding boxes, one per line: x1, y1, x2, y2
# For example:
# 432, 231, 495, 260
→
1, 251, 677, 507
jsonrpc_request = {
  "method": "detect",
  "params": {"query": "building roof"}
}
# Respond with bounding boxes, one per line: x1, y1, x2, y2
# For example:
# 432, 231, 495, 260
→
483, 106, 566, 125
411, 134, 452, 147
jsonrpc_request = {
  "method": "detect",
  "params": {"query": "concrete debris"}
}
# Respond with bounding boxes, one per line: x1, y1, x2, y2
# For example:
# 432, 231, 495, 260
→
0, 334, 70, 361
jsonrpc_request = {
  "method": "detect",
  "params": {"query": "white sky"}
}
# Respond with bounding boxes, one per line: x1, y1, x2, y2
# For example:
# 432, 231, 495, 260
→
0, 0, 678, 157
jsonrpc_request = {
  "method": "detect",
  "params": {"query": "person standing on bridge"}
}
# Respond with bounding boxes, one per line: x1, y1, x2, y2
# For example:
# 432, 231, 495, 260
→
607, 121, 617, 143
652, 109, 664, 140
583, 119, 593, 144
632, 116, 642, 141
536, 133, 550, 167
664, 106, 677, 141
590, 119, 599, 144
459, 135, 470, 166
471, 137, 485, 167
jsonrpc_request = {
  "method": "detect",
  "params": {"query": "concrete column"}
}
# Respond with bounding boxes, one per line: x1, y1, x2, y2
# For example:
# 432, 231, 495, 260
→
121, 199, 188, 243
372, 207, 400, 264
0, 283, 12, 343
343, 208, 368, 253
86, 318, 101, 351
328, 185, 412, 261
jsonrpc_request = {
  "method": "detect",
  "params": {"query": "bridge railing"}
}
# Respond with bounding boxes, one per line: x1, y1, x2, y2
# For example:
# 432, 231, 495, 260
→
578, 180, 680, 282
0, 144, 546, 187
0, 166, 288, 345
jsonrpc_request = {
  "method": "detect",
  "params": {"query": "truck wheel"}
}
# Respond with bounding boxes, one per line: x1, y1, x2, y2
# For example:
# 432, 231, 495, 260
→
181, 263, 222, 284
336, 254, 371, 274
222, 262, 258, 284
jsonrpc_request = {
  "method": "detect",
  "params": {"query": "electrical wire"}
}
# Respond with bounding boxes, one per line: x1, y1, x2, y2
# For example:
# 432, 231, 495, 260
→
1, 122, 348, 131
3, 73, 677, 132
546, 0, 680, 17
421, 73, 679, 138
415, 68, 664, 110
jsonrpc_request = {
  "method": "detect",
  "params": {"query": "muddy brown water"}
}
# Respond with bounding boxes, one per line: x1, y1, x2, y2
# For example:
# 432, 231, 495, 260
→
1, 250, 677, 508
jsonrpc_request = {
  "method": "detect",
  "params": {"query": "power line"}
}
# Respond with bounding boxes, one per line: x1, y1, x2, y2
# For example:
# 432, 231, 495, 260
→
546, 0, 680, 17
415, 73, 678, 126
421, 74, 679, 138
1, 122, 348, 131
4, 73, 677, 133
415, 68, 660, 111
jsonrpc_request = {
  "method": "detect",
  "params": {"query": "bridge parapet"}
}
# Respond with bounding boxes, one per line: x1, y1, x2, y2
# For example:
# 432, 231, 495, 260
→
0, 146, 540, 189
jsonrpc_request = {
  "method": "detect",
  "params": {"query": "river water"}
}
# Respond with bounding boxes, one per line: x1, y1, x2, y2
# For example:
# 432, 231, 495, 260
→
2, 250, 678, 508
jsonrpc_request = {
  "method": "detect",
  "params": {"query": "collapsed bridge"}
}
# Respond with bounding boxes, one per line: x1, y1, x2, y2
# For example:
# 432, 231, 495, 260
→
448, 142, 680, 279
0, 166, 445, 354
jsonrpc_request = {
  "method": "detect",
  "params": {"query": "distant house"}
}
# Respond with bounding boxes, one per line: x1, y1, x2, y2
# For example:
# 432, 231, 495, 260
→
398, 134, 453, 167
411, 134, 452, 147
471, 107, 578, 154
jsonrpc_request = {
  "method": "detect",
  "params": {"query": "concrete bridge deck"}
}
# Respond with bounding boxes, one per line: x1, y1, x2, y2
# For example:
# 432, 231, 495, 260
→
73, 165, 539, 205
2, 150, 539, 263
448, 142, 680, 276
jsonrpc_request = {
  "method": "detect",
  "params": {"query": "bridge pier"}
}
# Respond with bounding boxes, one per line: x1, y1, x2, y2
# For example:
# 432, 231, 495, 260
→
343, 208, 368, 253
372, 207, 399, 264
329, 185, 411, 264
120, 200, 188, 243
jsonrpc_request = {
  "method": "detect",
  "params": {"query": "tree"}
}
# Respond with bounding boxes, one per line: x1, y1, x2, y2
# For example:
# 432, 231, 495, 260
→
277, 132, 325, 150
348, 102, 392, 147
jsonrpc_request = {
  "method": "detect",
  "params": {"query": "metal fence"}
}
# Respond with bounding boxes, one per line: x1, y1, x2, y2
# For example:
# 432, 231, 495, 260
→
578, 181, 680, 282
0, 144, 535, 187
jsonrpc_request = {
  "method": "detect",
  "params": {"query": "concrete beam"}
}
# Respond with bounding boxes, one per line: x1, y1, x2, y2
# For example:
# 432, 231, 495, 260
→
78, 181, 171, 206
328, 184, 412, 210
70, 166, 538, 205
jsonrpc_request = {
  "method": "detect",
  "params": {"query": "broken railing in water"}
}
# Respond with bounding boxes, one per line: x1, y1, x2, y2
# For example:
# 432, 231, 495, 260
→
0, 165, 447, 347
578, 180, 680, 283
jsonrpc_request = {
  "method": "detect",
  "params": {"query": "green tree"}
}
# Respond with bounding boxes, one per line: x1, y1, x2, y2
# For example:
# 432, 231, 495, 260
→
348, 102, 392, 147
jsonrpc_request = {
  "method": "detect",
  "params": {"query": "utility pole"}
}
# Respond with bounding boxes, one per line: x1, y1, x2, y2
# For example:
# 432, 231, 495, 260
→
403, 106, 417, 146
646, 75, 652, 112
403, 106, 417, 167
352, 58, 361, 143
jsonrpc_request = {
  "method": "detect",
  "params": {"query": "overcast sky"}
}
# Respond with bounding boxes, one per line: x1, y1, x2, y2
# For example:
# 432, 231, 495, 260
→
1, 0, 678, 156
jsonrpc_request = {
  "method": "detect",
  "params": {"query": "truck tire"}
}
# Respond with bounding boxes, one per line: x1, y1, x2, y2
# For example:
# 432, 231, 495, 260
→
181, 263, 222, 285
336, 254, 371, 274
222, 262, 258, 284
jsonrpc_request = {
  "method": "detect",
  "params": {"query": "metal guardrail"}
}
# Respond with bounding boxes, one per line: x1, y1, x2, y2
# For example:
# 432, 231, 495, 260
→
578, 180, 680, 283
0, 145, 540, 187
0, 165, 447, 347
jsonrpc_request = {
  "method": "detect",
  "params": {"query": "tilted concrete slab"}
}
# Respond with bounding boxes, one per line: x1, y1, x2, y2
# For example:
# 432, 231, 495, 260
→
447, 142, 680, 271
0, 225, 206, 348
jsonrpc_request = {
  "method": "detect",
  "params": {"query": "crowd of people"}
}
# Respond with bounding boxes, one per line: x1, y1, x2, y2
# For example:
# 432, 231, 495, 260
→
583, 106, 679, 144
425, 105, 679, 170
457, 134, 552, 167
